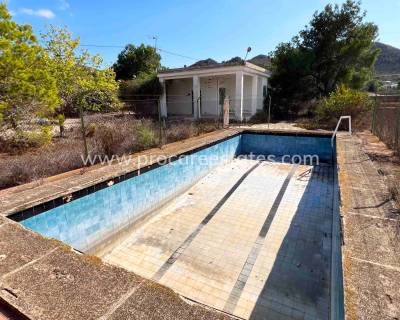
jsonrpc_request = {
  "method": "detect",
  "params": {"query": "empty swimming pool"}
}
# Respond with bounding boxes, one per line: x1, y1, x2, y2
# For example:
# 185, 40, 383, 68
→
11, 131, 342, 319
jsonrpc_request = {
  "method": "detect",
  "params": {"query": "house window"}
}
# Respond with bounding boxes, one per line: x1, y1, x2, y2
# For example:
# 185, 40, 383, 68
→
262, 85, 267, 98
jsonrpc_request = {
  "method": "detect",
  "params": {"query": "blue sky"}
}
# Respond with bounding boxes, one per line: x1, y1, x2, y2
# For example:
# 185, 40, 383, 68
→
6, 0, 400, 68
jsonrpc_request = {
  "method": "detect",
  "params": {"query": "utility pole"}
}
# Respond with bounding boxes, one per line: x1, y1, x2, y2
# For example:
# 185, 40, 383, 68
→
152, 36, 158, 73
153, 36, 158, 51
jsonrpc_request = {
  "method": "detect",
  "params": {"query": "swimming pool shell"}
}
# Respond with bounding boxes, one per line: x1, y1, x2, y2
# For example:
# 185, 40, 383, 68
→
10, 131, 333, 253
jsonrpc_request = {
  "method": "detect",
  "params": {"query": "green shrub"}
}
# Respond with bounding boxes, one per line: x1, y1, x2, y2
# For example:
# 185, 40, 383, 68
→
39, 125, 53, 144
316, 85, 373, 126
135, 124, 156, 148
56, 114, 65, 126
23, 126, 53, 147
119, 73, 162, 97
71, 89, 121, 116
90, 118, 157, 156
86, 122, 97, 138
56, 114, 66, 137
8, 126, 53, 151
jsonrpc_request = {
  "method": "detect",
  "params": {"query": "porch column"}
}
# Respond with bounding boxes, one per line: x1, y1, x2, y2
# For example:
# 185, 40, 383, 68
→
235, 71, 244, 121
193, 75, 201, 119
251, 75, 258, 116
159, 78, 167, 117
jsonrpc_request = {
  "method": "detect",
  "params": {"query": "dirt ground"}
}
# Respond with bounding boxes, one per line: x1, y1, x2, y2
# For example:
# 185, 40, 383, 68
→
357, 130, 400, 209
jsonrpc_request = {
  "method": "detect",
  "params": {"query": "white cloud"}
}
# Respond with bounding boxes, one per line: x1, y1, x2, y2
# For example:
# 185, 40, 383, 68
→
58, 0, 70, 10
20, 8, 55, 19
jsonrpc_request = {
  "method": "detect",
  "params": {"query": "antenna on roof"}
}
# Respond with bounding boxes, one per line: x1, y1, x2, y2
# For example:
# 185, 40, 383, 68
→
244, 47, 252, 62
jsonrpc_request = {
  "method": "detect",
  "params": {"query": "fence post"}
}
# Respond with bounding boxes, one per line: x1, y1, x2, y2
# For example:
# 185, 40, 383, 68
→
79, 105, 89, 164
157, 99, 163, 147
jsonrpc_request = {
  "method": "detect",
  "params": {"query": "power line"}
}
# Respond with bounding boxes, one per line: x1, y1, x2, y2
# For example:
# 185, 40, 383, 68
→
158, 48, 198, 61
79, 44, 199, 61
80, 44, 123, 48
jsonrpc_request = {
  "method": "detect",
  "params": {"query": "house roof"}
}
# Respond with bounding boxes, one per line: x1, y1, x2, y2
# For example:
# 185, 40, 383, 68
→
158, 59, 270, 79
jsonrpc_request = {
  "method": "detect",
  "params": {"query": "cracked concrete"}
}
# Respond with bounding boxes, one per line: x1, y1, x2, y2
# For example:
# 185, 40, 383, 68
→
337, 133, 400, 320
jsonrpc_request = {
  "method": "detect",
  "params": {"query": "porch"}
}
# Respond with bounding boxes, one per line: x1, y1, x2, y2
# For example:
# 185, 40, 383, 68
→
158, 62, 270, 121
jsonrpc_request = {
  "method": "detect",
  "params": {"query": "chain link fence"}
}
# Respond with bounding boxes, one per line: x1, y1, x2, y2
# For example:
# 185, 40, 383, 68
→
371, 96, 400, 155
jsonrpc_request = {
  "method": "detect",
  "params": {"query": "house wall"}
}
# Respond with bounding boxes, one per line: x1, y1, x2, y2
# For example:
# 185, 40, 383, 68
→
164, 73, 268, 118
216, 76, 236, 105
199, 75, 236, 117
243, 75, 253, 116
200, 77, 218, 116
198, 74, 268, 118
166, 78, 193, 115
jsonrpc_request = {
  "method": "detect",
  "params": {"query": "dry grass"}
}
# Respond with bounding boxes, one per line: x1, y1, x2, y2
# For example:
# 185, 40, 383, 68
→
0, 116, 220, 190
295, 118, 322, 130
164, 121, 197, 143
388, 180, 400, 210
0, 139, 84, 189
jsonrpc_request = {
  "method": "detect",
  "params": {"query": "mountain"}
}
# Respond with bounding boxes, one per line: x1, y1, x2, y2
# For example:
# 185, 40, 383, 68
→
185, 43, 399, 75
246, 44, 400, 75
189, 58, 218, 68
222, 56, 244, 65
374, 42, 400, 75
248, 55, 271, 68
188, 55, 271, 70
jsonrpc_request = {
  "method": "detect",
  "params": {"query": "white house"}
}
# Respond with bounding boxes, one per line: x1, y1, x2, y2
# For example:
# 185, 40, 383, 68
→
157, 60, 270, 121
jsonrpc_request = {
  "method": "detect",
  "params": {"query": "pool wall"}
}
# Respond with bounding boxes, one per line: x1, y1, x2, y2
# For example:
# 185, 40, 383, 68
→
16, 132, 333, 252
241, 132, 332, 162
20, 135, 242, 252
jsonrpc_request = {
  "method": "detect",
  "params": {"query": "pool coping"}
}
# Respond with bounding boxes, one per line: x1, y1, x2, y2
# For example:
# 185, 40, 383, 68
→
0, 127, 341, 320
336, 133, 400, 319
0, 129, 241, 218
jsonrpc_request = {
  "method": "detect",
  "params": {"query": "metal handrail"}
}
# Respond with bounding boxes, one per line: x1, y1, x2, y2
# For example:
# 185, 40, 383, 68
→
331, 116, 352, 147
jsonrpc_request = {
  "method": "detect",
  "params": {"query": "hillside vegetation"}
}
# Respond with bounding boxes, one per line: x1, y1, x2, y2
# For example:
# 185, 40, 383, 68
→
374, 42, 400, 75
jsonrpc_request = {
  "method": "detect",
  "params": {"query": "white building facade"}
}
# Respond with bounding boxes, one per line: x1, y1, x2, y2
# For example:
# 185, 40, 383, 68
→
157, 62, 270, 121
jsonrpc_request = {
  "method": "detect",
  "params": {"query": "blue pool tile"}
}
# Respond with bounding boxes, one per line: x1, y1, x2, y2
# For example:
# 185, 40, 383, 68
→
20, 133, 331, 252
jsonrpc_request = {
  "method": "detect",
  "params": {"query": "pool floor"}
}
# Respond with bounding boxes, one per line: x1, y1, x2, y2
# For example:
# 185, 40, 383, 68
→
102, 159, 334, 319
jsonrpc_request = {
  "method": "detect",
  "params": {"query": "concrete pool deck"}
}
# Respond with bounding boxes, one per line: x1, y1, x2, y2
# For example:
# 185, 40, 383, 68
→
0, 128, 398, 319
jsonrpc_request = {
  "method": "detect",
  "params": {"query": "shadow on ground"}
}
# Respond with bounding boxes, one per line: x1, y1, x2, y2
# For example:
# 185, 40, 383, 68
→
250, 165, 334, 320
